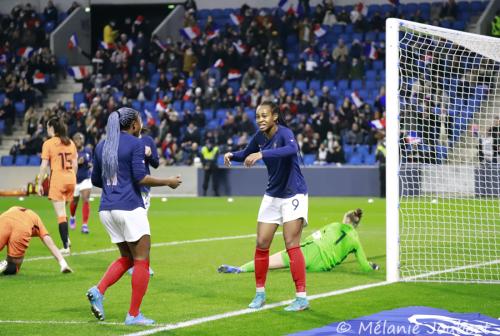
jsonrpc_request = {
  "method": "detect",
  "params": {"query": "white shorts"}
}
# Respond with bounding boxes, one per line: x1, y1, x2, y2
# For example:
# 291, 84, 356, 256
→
257, 193, 308, 226
73, 178, 92, 196
141, 192, 150, 211
99, 207, 150, 243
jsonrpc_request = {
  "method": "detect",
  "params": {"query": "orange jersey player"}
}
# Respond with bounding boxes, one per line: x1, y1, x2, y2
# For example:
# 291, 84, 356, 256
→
38, 117, 78, 255
0, 206, 73, 275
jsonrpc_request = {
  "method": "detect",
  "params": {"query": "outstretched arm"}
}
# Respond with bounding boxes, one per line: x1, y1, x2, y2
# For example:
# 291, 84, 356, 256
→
230, 134, 260, 162
42, 235, 72, 273
353, 242, 376, 272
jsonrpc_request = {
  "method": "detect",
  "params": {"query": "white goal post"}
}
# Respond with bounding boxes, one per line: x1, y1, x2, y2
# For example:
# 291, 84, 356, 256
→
385, 18, 500, 283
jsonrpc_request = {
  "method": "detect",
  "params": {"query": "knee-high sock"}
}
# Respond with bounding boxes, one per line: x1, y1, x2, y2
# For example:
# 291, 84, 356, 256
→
287, 246, 306, 293
70, 201, 77, 217
97, 257, 133, 295
254, 248, 269, 289
82, 201, 90, 225
129, 259, 150, 317
57, 216, 69, 249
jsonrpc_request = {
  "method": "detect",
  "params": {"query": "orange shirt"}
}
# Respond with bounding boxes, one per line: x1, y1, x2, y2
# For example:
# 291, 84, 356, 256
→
41, 137, 77, 185
0, 207, 49, 258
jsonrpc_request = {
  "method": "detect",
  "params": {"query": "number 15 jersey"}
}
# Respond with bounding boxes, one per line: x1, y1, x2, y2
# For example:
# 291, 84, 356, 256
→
41, 137, 77, 186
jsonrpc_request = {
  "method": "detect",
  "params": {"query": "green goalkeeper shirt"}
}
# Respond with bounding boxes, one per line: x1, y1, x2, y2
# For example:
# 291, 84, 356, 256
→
302, 222, 373, 272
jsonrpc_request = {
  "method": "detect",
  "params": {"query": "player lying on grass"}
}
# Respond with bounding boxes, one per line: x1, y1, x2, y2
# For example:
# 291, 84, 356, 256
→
0, 206, 73, 275
218, 209, 379, 274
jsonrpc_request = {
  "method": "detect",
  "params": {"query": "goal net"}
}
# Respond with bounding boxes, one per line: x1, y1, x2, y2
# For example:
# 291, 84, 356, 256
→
386, 19, 500, 283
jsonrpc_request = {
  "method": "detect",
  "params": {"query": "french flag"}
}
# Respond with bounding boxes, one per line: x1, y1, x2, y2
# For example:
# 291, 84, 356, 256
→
67, 66, 87, 80
206, 29, 220, 41
144, 109, 156, 126
228, 69, 241, 80
180, 26, 201, 40
229, 13, 243, 26
278, 0, 303, 17
183, 88, 193, 101
33, 72, 46, 84
232, 41, 246, 54
156, 99, 167, 112
350, 91, 364, 108
213, 58, 224, 68
370, 119, 385, 130
68, 33, 78, 49
17, 46, 34, 58
154, 39, 167, 51
406, 131, 421, 144
125, 40, 135, 54
368, 42, 378, 60
99, 41, 114, 50
313, 24, 326, 38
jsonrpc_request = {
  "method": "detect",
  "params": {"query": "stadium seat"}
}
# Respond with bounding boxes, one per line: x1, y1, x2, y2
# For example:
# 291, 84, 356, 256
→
216, 109, 227, 120
348, 153, 363, 165
28, 155, 41, 166
203, 109, 214, 121
284, 80, 294, 93
470, 1, 484, 13
1, 155, 14, 166
343, 144, 354, 161
44, 21, 55, 33
452, 21, 466, 31
338, 80, 349, 90
309, 80, 321, 91
57, 56, 68, 70
0, 120, 4, 133
365, 32, 377, 42
363, 153, 376, 165
332, 24, 344, 35
131, 100, 143, 112
302, 154, 316, 166
173, 100, 182, 111
351, 80, 363, 90
144, 100, 155, 113
373, 60, 384, 71
15, 102, 26, 116
15, 155, 28, 166
73, 92, 85, 106
184, 100, 195, 112
296, 80, 307, 92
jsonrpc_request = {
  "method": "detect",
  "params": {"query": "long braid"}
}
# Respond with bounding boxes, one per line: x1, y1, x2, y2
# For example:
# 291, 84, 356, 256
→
102, 107, 139, 183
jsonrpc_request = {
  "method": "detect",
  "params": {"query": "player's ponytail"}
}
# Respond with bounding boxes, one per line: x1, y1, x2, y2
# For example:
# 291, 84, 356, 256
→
47, 117, 70, 145
102, 107, 139, 182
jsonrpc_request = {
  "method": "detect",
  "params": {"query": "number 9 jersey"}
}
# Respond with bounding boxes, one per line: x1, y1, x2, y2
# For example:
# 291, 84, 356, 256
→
41, 137, 77, 201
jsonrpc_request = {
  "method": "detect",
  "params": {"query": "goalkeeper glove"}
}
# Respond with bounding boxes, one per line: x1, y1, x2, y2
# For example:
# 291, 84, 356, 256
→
370, 262, 379, 271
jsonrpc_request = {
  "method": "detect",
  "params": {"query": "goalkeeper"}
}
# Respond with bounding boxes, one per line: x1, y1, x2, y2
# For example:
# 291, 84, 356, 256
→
218, 209, 379, 273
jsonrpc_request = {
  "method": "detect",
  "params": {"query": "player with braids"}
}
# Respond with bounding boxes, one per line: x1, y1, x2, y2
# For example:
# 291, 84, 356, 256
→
38, 117, 78, 255
86, 107, 182, 326
218, 209, 380, 273
224, 101, 309, 311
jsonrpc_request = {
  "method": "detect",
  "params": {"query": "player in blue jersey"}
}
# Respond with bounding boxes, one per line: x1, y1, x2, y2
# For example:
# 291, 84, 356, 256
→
69, 133, 92, 234
86, 107, 182, 326
224, 101, 309, 312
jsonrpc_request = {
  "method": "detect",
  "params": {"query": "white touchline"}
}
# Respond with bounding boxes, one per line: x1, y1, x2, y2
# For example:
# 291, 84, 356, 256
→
0, 320, 126, 326
123, 281, 391, 336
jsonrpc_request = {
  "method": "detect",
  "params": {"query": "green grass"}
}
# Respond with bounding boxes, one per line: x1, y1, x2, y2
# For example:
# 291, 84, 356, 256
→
0, 196, 498, 336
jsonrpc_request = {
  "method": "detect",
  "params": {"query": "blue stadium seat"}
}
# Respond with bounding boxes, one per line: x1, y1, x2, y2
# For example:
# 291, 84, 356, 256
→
365, 80, 377, 90
227, 80, 240, 93
173, 100, 182, 111
245, 108, 256, 120
440, 19, 451, 28
348, 153, 363, 165
377, 32, 386, 42
1, 155, 14, 166
309, 80, 321, 91
344, 25, 354, 34
15, 155, 28, 166
367, 4, 381, 16
338, 80, 349, 90
352, 33, 363, 42
184, 100, 195, 112
470, 1, 484, 13
15, 102, 25, 116
373, 60, 384, 71
57, 56, 68, 70
44, 21, 55, 33
144, 100, 155, 113
332, 24, 344, 34
206, 120, 219, 130
28, 155, 41, 166
452, 21, 466, 31
303, 154, 316, 166
216, 109, 227, 120
357, 145, 370, 157
351, 80, 363, 90
0, 120, 4, 133
284, 80, 294, 93
203, 109, 214, 121
343, 144, 354, 161
296, 80, 307, 92
73, 92, 85, 106
365, 32, 377, 42
323, 80, 335, 89
363, 153, 376, 165
365, 70, 377, 81
132, 100, 143, 112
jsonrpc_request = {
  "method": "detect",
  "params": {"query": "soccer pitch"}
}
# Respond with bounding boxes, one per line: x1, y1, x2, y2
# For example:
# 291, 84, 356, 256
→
0, 196, 498, 336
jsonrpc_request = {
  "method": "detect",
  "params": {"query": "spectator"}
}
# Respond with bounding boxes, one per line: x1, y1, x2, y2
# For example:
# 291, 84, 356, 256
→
43, 1, 59, 24
103, 21, 118, 44
298, 18, 313, 50
241, 66, 264, 90
349, 58, 364, 80
346, 123, 366, 145
0, 97, 16, 135
492, 10, 500, 37
323, 9, 337, 26
440, 0, 458, 19
332, 39, 349, 80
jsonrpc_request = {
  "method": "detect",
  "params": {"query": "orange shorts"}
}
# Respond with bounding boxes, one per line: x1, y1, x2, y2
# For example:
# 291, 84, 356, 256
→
48, 183, 75, 202
0, 218, 30, 258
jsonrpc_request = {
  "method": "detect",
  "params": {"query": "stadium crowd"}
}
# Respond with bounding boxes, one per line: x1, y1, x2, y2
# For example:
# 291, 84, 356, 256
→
1, 0, 488, 166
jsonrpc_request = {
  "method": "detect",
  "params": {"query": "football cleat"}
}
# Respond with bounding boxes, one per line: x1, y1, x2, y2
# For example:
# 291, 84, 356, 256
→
81, 224, 89, 234
248, 292, 266, 309
125, 312, 155, 325
284, 297, 309, 312
86, 286, 105, 321
69, 217, 76, 230
217, 264, 242, 273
